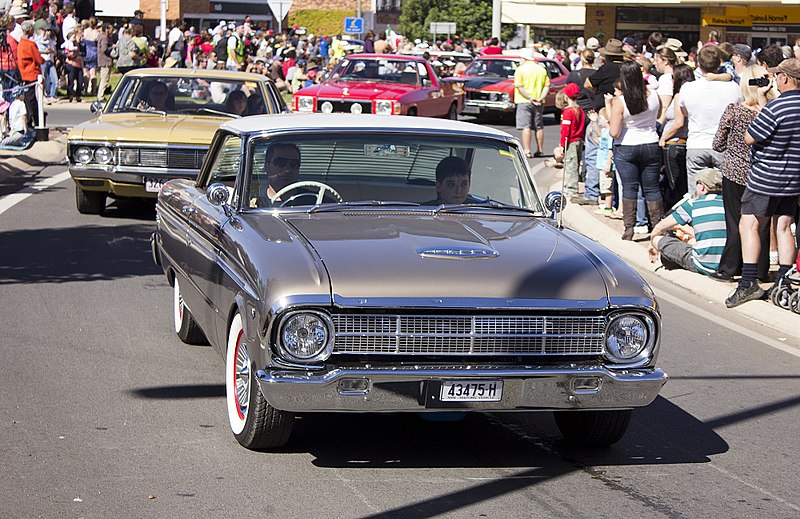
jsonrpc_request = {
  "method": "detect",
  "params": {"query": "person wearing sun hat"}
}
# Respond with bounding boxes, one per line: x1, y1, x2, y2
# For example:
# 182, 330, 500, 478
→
585, 38, 625, 111
514, 48, 550, 158
556, 83, 587, 203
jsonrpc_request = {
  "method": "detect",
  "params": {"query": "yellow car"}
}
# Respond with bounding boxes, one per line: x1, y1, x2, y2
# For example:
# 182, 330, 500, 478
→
68, 68, 287, 215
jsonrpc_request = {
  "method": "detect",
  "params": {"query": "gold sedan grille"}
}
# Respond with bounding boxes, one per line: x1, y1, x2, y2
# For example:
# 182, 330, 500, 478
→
331, 315, 606, 355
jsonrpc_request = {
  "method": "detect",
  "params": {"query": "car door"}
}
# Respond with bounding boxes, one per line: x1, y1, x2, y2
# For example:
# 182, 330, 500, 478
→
183, 132, 244, 347
419, 62, 450, 116
542, 60, 568, 109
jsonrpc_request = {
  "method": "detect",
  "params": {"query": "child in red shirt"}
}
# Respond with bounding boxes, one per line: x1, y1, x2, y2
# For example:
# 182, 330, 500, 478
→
556, 83, 585, 201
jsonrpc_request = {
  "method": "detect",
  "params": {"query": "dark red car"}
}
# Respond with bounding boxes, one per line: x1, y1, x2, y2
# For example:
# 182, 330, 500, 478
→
292, 54, 463, 118
459, 55, 569, 120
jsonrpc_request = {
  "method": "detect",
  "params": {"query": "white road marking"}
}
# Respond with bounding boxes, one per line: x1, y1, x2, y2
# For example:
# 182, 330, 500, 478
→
653, 286, 800, 359
0, 170, 72, 216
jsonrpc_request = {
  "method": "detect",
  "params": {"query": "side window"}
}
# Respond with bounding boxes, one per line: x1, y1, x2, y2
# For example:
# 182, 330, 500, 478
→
546, 62, 562, 79
207, 135, 242, 204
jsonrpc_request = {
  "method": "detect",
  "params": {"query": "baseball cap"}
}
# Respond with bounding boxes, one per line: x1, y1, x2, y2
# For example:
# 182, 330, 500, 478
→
769, 57, 800, 79
586, 37, 599, 51
696, 168, 722, 191
732, 43, 752, 62
562, 83, 580, 99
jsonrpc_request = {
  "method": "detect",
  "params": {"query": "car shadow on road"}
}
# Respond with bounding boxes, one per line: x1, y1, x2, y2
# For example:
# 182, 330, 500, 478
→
0, 222, 159, 284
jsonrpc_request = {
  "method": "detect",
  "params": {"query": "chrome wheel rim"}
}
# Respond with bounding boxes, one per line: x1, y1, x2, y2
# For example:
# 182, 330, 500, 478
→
173, 280, 184, 333
233, 328, 250, 419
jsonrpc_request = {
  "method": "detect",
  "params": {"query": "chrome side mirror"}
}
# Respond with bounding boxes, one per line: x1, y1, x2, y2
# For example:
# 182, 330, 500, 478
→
544, 191, 566, 228
90, 101, 104, 114
207, 183, 232, 217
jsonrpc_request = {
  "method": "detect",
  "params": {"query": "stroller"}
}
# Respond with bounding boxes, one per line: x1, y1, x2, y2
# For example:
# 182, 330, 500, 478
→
771, 248, 800, 314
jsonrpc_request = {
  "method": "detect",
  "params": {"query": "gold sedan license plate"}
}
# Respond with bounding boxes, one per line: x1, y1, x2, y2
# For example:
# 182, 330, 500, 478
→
440, 380, 503, 402
145, 178, 166, 193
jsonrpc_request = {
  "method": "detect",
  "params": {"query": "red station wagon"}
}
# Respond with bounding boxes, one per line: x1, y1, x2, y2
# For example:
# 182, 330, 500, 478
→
292, 54, 464, 118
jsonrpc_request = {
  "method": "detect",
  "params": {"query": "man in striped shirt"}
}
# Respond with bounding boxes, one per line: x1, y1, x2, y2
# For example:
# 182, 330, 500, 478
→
727, 58, 800, 308
648, 168, 727, 275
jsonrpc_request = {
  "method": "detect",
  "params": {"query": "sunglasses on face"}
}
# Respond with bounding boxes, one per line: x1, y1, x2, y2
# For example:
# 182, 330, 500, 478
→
270, 157, 300, 168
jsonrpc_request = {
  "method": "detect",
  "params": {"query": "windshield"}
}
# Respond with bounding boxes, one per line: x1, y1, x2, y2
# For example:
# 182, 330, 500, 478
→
464, 59, 519, 78
106, 76, 269, 117
329, 57, 429, 85
244, 134, 542, 212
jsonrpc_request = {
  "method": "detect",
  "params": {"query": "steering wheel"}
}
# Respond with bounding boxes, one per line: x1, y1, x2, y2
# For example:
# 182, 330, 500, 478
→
270, 181, 343, 207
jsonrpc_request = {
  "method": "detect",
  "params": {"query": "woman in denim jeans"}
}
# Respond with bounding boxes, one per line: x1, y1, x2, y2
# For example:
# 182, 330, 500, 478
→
35, 27, 58, 101
606, 61, 663, 240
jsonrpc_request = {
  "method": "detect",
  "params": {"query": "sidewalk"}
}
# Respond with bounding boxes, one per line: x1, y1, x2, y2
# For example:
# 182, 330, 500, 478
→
0, 131, 67, 181
532, 161, 800, 344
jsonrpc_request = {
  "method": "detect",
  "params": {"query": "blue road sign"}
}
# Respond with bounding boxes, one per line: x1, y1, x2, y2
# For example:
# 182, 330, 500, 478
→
344, 17, 364, 34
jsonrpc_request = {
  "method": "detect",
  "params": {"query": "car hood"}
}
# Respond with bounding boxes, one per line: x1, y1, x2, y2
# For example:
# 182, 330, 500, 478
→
306, 81, 417, 100
68, 113, 227, 144
281, 213, 622, 307
464, 77, 513, 92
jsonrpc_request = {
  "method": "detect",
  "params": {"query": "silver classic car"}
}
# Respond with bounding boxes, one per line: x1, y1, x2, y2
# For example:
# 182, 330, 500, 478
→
151, 114, 668, 450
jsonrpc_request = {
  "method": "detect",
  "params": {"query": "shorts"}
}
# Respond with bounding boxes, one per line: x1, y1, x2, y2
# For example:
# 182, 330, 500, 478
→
515, 102, 544, 131
741, 189, 799, 217
657, 235, 697, 273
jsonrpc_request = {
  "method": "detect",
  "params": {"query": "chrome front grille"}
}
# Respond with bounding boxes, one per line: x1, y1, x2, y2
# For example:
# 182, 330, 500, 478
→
117, 147, 206, 169
331, 315, 605, 356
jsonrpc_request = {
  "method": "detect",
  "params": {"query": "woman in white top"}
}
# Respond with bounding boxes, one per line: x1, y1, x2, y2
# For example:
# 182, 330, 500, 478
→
654, 47, 678, 127
606, 60, 663, 240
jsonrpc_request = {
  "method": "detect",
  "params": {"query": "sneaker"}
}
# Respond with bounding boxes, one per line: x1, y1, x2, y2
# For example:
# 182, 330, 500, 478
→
633, 225, 650, 234
594, 206, 614, 215
708, 271, 735, 283
725, 282, 765, 308
570, 196, 597, 206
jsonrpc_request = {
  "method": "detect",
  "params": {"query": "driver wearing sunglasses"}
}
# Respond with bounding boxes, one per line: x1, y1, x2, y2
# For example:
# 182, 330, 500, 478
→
251, 143, 312, 207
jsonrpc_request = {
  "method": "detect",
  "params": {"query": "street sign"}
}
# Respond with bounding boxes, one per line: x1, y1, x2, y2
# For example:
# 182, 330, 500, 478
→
267, 0, 292, 32
429, 22, 456, 35
344, 17, 364, 34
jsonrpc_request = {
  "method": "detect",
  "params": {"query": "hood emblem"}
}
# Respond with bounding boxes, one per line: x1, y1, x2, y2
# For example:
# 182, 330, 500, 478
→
417, 247, 499, 260
342, 87, 349, 96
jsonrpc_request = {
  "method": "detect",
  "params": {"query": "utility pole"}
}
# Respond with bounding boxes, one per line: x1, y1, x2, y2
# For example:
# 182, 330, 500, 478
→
492, 0, 501, 39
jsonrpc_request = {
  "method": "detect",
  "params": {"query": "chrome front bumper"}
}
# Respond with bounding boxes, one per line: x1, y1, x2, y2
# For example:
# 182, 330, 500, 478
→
464, 99, 516, 112
256, 365, 668, 413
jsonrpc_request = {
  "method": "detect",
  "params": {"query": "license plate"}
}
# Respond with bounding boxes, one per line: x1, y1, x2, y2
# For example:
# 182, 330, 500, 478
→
440, 380, 503, 402
144, 178, 166, 193
462, 105, 480, 114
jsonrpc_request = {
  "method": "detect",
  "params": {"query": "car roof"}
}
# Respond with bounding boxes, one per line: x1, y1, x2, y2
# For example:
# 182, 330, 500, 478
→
121, 68, 270, 82
221, 113, 516, 142
342, 53, 428, 62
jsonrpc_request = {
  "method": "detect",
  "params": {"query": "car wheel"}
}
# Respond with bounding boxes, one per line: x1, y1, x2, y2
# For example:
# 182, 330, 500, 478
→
447, 103, 458, 120
226, 312, 294, 450
173, 278, 207, 344
407, 107, 417, 116
553, 409, 631, 446
75, 186, 106, 215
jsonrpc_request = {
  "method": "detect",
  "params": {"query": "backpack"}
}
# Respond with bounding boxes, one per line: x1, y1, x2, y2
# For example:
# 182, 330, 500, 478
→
214, 38, 227, 61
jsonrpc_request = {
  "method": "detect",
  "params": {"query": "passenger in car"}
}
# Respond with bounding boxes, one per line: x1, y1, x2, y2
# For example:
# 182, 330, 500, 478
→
423, 156, 479, 205
142, 81, 174, 111
224, 90, 248, 116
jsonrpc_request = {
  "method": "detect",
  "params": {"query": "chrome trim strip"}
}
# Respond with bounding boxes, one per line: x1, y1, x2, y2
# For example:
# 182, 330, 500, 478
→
331, 295, 611, 310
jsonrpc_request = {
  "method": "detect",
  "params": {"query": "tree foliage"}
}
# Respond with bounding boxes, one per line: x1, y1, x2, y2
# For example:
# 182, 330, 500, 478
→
399, 0, 515, 42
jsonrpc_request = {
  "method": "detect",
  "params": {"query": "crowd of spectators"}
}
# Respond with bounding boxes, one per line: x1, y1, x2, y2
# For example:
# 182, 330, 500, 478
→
543, 32, 799, 309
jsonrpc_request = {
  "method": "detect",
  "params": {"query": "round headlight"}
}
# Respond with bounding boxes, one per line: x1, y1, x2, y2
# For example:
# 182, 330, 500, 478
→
74, 146, 93, 164
501, 93, 511, 102
94, 147, 114, 164
321, 101, 334, 114
350, 103, 363, 114
279, 311, 332, 361
605, 314, 652, 363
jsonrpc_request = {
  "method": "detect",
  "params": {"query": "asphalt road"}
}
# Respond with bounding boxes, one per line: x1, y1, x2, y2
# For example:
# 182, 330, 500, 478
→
0, 108, 798, 518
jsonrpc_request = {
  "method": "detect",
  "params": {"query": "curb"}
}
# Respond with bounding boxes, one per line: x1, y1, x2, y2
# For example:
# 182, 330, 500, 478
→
0, 134, 67, 180
529, 161, 800, 343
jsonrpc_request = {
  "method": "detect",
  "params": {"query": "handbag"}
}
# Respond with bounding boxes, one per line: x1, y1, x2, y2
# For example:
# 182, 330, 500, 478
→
109, 45, 119, 59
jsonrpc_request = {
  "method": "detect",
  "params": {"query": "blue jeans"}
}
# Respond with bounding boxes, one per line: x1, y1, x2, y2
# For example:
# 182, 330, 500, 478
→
42, 60, 58, 98
583, 133, 600, 200
613, 143, 663, 201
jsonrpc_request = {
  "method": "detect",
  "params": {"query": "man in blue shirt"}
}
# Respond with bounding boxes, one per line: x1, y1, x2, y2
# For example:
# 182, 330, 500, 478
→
727, 58, 800, 308
648, 168, 727, 275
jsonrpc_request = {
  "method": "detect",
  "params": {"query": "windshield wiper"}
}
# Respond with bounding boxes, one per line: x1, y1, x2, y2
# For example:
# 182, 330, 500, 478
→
432, 200, 539, 216
126, 106, 167, 116
308, 200, 421, 213
179, 107, 240, 118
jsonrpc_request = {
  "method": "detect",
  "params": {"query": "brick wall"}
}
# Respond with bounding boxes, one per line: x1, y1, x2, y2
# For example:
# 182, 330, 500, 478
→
290, 0, 358, 14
